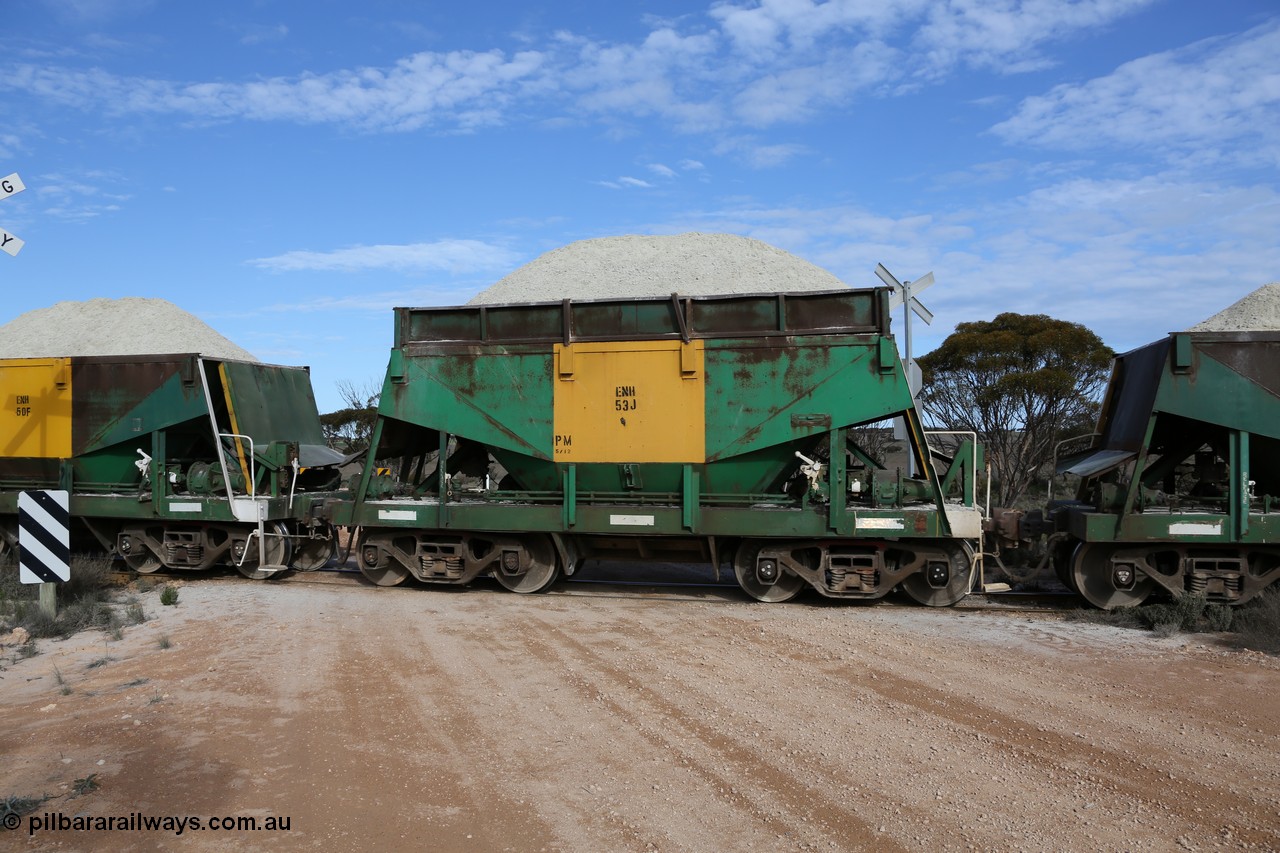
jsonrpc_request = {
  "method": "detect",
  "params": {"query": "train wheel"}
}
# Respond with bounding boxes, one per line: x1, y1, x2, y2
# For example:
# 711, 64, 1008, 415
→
900, 542, 973, 607
733, 540, 805, 603
492, 535, 559, 593
1052, 539, 1079, 593
1070, 542, 1153, 609
292, 526, 336, 572
237, 522, 294, 580
120, 527, 163, 574
357, 532, 409, 587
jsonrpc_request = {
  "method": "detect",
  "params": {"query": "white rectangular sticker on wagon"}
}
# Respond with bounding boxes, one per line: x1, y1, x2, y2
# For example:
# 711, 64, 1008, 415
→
610, 514, 655, 526
378, 509, 417, 521
858, 518, 905, 530
1168, 522, 1222, 536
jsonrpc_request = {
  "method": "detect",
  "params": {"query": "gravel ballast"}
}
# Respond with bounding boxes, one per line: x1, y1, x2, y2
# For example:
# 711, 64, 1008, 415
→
0, 297, 258, 361
469, 232, 848, 304
1188, 282, 1280, 331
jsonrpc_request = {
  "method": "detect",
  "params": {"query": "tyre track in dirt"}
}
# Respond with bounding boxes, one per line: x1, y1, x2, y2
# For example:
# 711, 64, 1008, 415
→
729, 609, 1280, 849
514, 610, 906, 852
398, 595, 802, 852
781, 639, 1279, 847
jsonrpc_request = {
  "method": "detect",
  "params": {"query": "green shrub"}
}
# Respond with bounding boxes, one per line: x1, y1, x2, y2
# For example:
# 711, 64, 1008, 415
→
1069, 591, 1255, 641
58, 556, 113, 603
126, 603, 147, 625
71, 774, 99, 796
20, 606, 62, 640
58, 597, 115, 637
1230, 589, 1280, 654
159, 585, 179, 606
52, 665, 70, 695
1204, 604, 1234, 633
1, 793, 48, 823
1139, 593, 1207, 636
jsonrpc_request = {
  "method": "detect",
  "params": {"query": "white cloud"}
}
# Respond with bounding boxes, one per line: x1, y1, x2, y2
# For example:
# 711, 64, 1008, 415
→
730, 40, 899, 125
992, 19, 1280, 168
12, 48, 548, 132
648, 163, 678, 178
619, 176, 654, 188
679, 159, 705, 170
42, 0, 155, 23
713, 136, 807, 167
708, 0, 1153, 77
0, 133, 22, 158
247, 239, 521, 274
32, 171, 130, 221
564, 27, 726, 132
913, 0, 1155, 76
11, 0, 1162, 138
240, 24, 289, 46
709, 0, 926, 57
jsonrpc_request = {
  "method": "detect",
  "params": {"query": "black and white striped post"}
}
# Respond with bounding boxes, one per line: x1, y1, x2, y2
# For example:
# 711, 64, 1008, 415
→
19, 490, 71, 617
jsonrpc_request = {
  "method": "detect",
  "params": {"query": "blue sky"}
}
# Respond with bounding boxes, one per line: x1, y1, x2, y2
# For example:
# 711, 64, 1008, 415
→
3, 0, 1278, 412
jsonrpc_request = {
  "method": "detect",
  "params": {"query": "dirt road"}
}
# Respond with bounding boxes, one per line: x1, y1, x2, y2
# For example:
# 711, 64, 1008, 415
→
3, 574, 1278, 851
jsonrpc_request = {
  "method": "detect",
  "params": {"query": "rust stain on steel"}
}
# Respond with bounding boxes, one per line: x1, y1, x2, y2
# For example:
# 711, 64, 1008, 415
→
1200, 338, 1280, 399
75, 357, 191, 453
396, 351, 551, 460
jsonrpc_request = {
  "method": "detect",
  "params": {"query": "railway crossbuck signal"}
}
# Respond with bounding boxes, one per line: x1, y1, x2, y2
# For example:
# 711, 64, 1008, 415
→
874, 262, 935, 397
875, 264, 936, 474
1, 172, 26, 257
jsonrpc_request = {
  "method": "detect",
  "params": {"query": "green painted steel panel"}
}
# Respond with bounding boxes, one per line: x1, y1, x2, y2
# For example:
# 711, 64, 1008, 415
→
1069, 509, 1279, 545
379, 292, 918, 497
71, 357, 209, 485
703, 338, 911, 462
1155, 340, 1280, 440
385, 348, 552, 459
221, 360, 328, 446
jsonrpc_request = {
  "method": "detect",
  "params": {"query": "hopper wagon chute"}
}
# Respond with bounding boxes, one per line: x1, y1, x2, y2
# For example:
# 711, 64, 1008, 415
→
0, 354, 342, 576
337, 288, 983, 605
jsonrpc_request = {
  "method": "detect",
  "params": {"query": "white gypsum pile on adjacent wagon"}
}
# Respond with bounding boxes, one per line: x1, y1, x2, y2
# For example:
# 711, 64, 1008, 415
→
0, 297, 257, 361
1188, 283, 1280, 331
468, 232, 849, 303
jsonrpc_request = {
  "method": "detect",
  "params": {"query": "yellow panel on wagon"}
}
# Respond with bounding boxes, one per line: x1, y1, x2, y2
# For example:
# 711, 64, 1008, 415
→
553, 340, 705, 463
0, 358, 73, 458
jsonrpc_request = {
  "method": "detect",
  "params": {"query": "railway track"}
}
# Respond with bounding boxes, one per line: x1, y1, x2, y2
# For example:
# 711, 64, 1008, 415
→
116, 560, 1081, 613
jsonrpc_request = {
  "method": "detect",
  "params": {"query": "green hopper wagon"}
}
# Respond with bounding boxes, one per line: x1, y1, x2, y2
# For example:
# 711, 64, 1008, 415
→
0, 354, 341, 577
337, 288, 983, 605
1055, 331, 1280, 608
